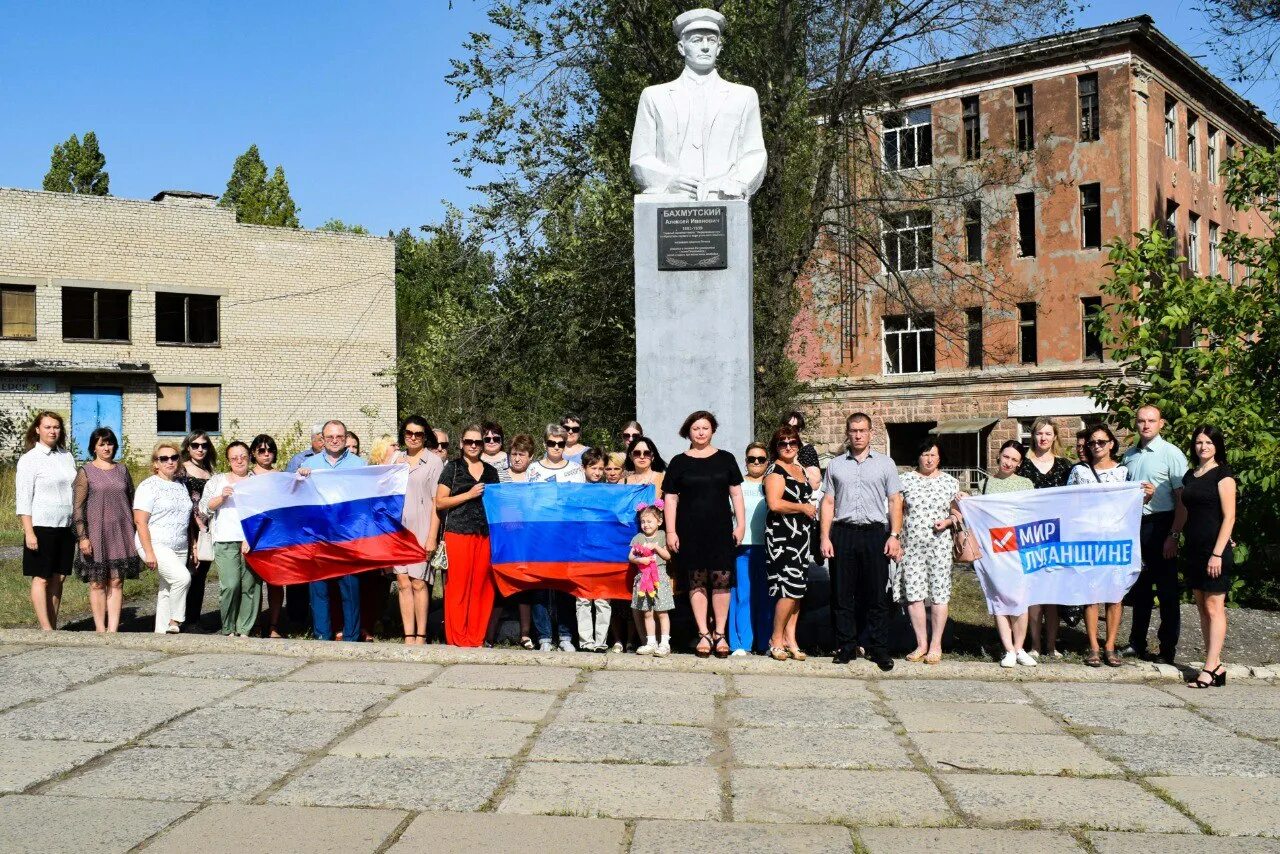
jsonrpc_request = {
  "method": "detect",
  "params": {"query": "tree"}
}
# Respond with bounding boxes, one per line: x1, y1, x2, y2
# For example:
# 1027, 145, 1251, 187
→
1088, 144, 1280, 605
219, 145, 299, 227
317, 218, 370, 234
1201, 0, 1280, 87
447, 0, 1074, 437
42, 131, 109, 195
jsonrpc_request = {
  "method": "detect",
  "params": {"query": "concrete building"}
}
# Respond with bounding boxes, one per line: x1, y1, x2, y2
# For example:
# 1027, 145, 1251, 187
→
0, 188, 396, 458
791, 16, 1278, 477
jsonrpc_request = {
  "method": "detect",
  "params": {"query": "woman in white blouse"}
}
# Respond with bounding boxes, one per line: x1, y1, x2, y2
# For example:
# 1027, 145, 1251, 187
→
16, 411, 77, 630
200, 441, 259, 637
134, 442, 194, 633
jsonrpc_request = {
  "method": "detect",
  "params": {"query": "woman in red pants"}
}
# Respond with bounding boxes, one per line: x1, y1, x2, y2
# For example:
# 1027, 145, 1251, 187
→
434, 424, 500, 646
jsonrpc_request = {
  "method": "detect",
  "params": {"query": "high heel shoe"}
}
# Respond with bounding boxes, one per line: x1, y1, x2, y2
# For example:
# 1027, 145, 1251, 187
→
1211, 664, 1227, 686
695, 632, 712, 658
1188, 664, 1227, 688
713, 633, 731, 659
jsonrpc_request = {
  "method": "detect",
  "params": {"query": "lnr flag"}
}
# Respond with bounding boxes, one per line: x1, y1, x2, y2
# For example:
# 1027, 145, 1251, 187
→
956, 482, 1143, 616
236, 466, 426, 585
484, 483, 656, 600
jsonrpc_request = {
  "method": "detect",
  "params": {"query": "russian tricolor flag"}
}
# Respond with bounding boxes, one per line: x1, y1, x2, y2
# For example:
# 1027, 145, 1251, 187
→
483, 482, 656, 600
236, 466, 426, 585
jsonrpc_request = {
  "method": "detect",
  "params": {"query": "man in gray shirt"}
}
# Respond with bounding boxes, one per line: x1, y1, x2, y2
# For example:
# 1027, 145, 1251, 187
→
820, 412, 904, 670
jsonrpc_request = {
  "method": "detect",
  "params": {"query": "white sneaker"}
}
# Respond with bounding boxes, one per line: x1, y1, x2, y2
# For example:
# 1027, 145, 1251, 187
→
636, 642, 657, 656
538, 641, 552, 653
610, 642, 624, 654
558, 639, 576, 653
655, 642, 670, 657
1000, 651, 1017, 668
730, 649, 748, 657
1016, 649, 1038, 667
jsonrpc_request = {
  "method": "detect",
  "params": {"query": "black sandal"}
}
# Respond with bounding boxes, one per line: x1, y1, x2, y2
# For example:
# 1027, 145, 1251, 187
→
713, 633, 730, 659
695, 632, 712, 658
1188, 667, 1216, 688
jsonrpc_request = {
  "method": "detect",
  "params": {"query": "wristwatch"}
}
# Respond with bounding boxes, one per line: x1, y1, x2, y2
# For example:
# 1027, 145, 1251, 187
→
889, 532, 902, 540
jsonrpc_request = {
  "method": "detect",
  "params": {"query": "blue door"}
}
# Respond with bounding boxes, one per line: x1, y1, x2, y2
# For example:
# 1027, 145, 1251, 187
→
70, 388, 123, 460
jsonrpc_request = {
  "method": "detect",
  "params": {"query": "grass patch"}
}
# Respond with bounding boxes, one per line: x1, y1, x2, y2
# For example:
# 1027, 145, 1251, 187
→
0, 556, 160, 628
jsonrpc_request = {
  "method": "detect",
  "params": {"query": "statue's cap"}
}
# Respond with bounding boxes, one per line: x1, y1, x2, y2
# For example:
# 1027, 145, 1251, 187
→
673, 8, 726, 38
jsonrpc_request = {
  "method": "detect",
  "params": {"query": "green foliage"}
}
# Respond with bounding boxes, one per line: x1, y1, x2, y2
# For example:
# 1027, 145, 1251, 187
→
42, 131, 109, 195
219, 145, 300, 227
317, 219, 370, 234
1089, 144, 1280, 606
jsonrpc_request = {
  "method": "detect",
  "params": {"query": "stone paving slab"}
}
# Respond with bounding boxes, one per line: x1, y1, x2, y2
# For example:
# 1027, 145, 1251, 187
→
431, 664, 580, 692
731, 768, 952, 826
0, 737, 117, 793
726, 695, 886, 729
0, 680, 64, 712
0, 696, 193, 743
220, 680, 398, 713
64, 674, 249, 707
890, 700, 1063, 733
1179, 685, 1280, 709
48, 746, 303, 803
731, 674, 874, 700
946, 774, 1199, 832
858, 827, 1085, 853
729, 726, 914, 770
333, 717, 533, 760
0, 794, 196, 854
1094, 733, 1280, 777
558, 690, 717, 726
1024, 682, 1188, 709
915, 732, 1120, 776
0, 646, 164, 692
1200, 707, 1280, 740
876, 679, 1032, 704
389, 811, 627, 854
0, 644, 32, 657
1058, 705, 1232, 736
270, 756, 509, 812
1149, 775, 1280, 836
497, 762, 722, 820
140, 653, 304, 680
632, 819, 854, 853
380, 687, 556, 721
586, 669, 727, 695
286, 660, 441, 685
142, 706, 356, 753
1090, 831, 1280, 852
145, 803, 408, 854
527, 721, 716, 765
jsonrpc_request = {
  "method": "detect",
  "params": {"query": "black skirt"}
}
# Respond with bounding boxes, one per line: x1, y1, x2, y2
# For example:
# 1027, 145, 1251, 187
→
23, 526, 75, 579
1184, 547, 1232, 594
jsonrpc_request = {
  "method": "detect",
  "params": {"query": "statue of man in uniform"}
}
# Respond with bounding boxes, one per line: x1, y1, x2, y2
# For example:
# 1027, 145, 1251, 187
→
630, 8, 767, 201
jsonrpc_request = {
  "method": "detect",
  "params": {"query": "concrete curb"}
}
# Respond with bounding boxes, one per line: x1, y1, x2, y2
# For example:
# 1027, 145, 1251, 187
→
1, 629, 1274, 684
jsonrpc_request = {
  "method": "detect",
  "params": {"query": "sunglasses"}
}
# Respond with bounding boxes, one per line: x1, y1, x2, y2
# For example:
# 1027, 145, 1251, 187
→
561, 424, 581, 432
437, 443, 451, 451
777, 439, 799, 448
190, 441, 211, 450
155, 454, 180, 463
461, 439, 483, 448
483, 435, 503, 443
746, 455, 768, 464
546, 440, 567, 448
404, 429, 426, 438
1087, 439, 1111, 446
253, 447, 274, 455
622, 431, 640, 440
631, 449, 652, 458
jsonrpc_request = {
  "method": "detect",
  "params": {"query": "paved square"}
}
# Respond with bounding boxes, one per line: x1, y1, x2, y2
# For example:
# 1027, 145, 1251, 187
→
0, 738, 117, 792
333, 717, 533, 759
287, 660, 440, 685
145, 804, 407, 853
858, 827, 1085, 853
914, 732, 1120, 775
142, 706, 356, 752
141, 653, 303, 680
222, 680, 398, 713
731, 768, 952, 826
381, 686, 555, 721
891, 700, 1063, 733
390, 812, 627, 854
498, 762, 722, 819
946, 775, 1199, 832
1149, 775, 1280, 836
528, 721, 717, 764
49, 745, 304, 803
270, 756, 510, 811
632, 819, 854, 853
0, 794, 195, 854
729, 726, 913, 769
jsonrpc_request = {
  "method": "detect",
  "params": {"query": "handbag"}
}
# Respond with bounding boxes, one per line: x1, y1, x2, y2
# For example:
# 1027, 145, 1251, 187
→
196, 529, 215, 563
951, 489, 980, 564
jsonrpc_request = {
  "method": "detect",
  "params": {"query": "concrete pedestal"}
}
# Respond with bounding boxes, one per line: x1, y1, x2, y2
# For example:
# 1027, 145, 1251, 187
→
634, 197, 754, 465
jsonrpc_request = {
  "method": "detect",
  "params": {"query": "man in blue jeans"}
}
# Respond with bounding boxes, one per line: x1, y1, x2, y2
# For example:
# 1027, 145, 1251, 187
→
297, 419, 366, 641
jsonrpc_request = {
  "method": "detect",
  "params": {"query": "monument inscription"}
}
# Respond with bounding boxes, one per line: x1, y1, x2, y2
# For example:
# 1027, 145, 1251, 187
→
657, 206, 728, 270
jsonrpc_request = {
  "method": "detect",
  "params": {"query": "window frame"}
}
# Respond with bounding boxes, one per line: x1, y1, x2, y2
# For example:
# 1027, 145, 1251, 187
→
962, 95, 981, 161
1077, 73, 1100, 142
881, 210, 934, 273
1081, 296, 1103, 361
1164, 96, 1177, 159
156, 384, 222, 436
1186, 111, 1199, 172
1014, 84, 1035, 152
1207, 126, 1219, 184
966, 307, 983, 369
1209, 221, 1220, 277
0, 284, 37, 340
964, 200, 983, 263
882, 313, 937, 376
1015, 192, 1037, 257
61, 287, 131, 343
1080, 183, 1102, 250
1018, 301, 1038, 365
155, 292, 221, 347
1188, 212, 1201, 273
882, 107, 933, 172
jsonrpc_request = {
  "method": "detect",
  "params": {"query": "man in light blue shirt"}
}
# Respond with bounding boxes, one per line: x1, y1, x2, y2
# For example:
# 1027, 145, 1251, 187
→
1120, 404, 1188, 662
299, 420, 367, 641
286, 423, 325, 473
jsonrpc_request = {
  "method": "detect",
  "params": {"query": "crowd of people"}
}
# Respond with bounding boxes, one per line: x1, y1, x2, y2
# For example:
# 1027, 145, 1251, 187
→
14, 402, 1237, 687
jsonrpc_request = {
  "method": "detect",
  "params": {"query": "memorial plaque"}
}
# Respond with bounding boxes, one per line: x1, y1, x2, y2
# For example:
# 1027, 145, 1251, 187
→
657, 206, 729, 270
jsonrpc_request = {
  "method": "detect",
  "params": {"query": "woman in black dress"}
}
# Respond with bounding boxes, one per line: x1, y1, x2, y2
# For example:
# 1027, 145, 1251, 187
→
663, 410, 745, 658
1170, 425, 1236, 688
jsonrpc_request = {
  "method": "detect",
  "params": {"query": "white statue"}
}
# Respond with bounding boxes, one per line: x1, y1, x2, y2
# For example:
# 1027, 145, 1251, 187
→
630, 8, 767, 201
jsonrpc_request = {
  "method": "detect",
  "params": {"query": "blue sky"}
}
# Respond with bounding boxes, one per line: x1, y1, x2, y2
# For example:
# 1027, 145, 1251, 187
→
1, 1, 1273, 235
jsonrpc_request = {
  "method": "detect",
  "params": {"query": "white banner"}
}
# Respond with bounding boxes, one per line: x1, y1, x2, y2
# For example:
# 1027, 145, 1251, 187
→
956, 482, 1144, 616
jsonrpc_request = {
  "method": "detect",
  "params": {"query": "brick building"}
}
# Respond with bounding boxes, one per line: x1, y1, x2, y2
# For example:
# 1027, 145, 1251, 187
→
792, 16, 1278, 478
0, 188, 397, 457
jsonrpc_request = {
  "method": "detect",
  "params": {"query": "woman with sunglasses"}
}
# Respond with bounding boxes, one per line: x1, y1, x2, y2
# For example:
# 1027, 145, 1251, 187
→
200, 442, 260, 637
527, 425, 586, 651
1067, 425, 1130, 667
619, 421, 644, 450
435, 424, 501, 646
480, 421, 509, 476
134, 443, 194, 633
177, 431, 216, 631
623, 436, 666, 491
764, 427, 816, 661
561, 414, 588, 465
392, 415, 444, 646
249, 434, 289, 637
728, 442, 771, 656
664, 410, 745, 658
72, 427, 141, 633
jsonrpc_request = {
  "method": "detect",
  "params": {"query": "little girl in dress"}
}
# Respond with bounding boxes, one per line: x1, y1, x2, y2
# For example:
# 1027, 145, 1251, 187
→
630, 503, 673, 656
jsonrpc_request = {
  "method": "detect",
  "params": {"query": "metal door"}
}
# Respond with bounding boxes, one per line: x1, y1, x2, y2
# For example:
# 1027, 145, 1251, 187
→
70, 387, 123, 460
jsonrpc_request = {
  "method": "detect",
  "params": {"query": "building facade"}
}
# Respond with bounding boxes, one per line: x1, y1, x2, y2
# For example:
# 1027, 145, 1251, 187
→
0, 188, 396, 458
791, 16, 1278, 474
